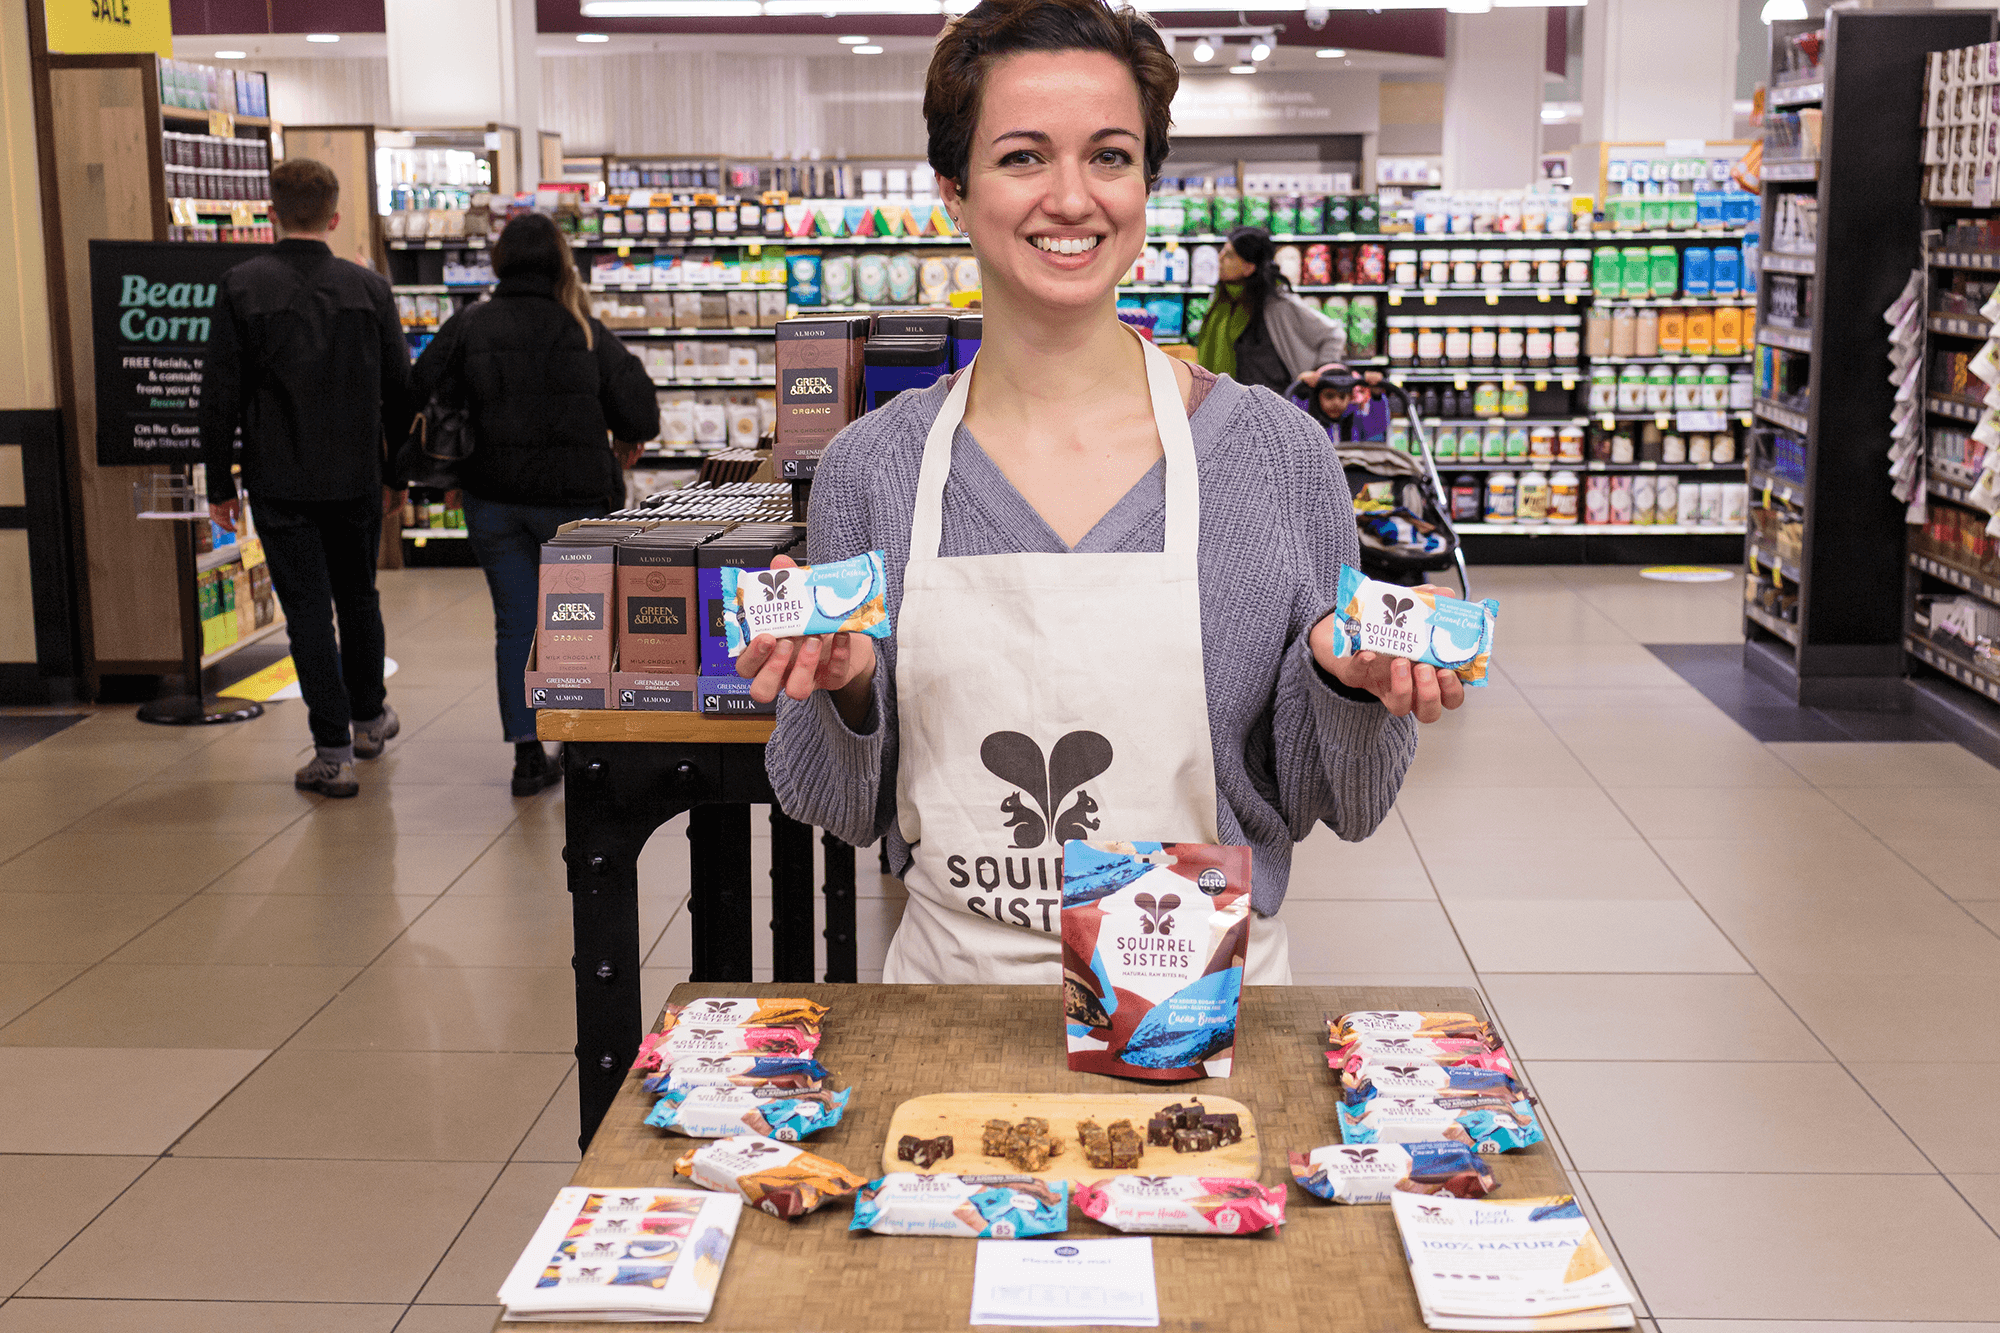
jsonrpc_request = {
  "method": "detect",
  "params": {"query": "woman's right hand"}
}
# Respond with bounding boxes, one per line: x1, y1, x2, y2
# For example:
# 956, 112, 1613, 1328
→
737, 555, 877, 723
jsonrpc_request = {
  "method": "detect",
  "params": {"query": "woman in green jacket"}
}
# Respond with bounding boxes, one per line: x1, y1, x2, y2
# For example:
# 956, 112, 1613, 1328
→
1196, 226, 1346, 393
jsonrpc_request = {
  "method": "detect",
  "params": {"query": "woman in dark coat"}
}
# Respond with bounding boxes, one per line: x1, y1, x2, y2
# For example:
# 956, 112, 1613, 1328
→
412, 212, 658, 793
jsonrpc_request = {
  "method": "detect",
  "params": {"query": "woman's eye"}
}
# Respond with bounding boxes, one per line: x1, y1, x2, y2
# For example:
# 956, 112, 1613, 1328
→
1095, 149, 1135, 167
999, 151, 1040, 167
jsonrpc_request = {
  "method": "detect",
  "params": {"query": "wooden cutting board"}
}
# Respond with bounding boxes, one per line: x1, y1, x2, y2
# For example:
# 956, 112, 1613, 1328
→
882, 1091, 1260, 1184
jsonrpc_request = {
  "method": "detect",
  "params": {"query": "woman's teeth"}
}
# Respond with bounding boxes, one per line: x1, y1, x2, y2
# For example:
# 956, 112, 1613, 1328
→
1032, 236, 1100, 255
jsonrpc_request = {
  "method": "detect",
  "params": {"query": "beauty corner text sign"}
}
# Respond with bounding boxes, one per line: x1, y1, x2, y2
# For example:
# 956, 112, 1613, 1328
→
89, 240, 261, 468
42, 0, 174, 59
1170, 73, 1381, 139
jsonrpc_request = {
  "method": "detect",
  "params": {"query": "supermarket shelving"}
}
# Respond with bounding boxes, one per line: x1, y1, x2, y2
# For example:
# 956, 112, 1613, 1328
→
1911, 549, 2000, 608
1745, 603, 1802, 646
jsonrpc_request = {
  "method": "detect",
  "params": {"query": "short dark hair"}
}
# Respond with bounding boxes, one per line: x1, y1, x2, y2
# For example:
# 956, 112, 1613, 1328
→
924, 0, 1178, 192
270, 158, 339, 232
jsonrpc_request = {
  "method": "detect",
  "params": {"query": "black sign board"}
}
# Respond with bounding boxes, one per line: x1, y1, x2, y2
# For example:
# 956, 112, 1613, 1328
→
89, 239, 264, 467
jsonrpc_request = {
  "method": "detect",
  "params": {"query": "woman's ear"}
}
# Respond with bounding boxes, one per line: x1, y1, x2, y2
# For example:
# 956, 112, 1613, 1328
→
937, 175, 966, 231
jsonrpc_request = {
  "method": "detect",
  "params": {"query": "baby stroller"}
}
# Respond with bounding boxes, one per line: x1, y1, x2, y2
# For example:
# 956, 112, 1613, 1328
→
1291, 371, 1470, 597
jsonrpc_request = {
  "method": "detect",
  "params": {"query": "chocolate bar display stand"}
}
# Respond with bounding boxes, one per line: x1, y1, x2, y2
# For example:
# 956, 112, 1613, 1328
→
503, 983, 1584, 1333
537, 709, 858, 1147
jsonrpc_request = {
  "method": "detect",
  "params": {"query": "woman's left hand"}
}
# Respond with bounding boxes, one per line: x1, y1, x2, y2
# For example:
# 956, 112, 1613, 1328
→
1309, 583, 1468, 723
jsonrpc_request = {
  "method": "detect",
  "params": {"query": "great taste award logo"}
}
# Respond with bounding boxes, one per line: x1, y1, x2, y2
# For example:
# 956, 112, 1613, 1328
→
942, 730, 1113, 933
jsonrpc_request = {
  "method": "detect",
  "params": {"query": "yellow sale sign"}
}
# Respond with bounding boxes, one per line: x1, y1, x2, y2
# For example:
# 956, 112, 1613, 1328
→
43, 0, 174, 59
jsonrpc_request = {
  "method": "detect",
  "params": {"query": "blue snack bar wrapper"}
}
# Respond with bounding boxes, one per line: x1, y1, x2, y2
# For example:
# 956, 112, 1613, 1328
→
645, 1086, 850, 1141
1337, 1089, 1544, 1153
719, 551, 892, 657
1061, 841, 1251, 1082
1327, 565, 1498, 685
849, 1174, 1069, 1238
644, 1055, 831, 1095
1341, 1064, 1525, 1105
1288, 1141, 1497, 1205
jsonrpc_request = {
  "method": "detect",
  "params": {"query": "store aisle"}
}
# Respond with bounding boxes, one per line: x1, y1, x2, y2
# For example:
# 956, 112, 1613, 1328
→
0, 565, 1995, 1331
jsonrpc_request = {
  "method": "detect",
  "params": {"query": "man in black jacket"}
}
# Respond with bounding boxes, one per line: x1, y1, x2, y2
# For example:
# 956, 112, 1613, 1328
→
200, 157, 412, 798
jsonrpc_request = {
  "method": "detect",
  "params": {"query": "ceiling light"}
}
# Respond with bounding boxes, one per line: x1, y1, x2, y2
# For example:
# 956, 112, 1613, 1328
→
1445, 0, 1492, 12
580, 0, 761, 14
1192, 37, 1214, 62
214, 49, 246, 59
576, 32, 610, 41
852, 44, 884, 53
1250, 39, 1271, 60
1760, 0, 1806, 20
1228, 64, 1256, 74
838, 33, 871, 42
305, 32, 339, 42
763, 0, 939, 12
1315, 47, 1343, 58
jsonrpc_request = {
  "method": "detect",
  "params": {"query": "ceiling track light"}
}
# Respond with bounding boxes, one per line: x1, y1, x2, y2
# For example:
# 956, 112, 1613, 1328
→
304, 32, 339, 42
575, 32, 611, 42
214, 49, 247, 58
1192, 37, 1214, 62
1249, 39, 1271, 60
837, 33, 871, 42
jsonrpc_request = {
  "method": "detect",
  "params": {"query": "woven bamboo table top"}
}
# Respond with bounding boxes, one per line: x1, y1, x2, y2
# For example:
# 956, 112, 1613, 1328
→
534, 710, 774, 744
503, 983, 1575, 1333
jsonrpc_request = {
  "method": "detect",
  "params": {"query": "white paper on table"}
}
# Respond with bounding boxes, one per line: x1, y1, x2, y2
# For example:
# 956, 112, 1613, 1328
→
969, 1237, 1160, 1327
1390, 1192, 1636, 1323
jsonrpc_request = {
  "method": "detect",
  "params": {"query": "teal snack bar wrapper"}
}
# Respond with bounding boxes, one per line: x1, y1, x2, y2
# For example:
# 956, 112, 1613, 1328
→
1327, 565, 1499, 685
1288, 1141, 1496, 1205
719, 551, 891, 657
849, 1174, 1069, 1238
645, 1086, 849, 1141
1062, 841, 1250, 1082
1338, 1088, 1544, 1154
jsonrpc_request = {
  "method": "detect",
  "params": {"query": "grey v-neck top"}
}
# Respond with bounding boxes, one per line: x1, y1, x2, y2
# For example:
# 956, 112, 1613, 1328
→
762, 368, 1418, 916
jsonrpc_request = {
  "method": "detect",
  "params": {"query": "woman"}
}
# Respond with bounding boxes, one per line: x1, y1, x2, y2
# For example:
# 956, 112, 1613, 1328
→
745, 0, 1464, 985
411, 212, 657, 794
1196, 226, 1346, 394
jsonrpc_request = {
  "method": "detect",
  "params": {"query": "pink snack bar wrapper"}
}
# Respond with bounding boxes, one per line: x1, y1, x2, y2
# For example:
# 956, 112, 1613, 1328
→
1074, 1176, 1286, 1235
1329, 1035, 1515, 1079
631, 1027, 823, 1074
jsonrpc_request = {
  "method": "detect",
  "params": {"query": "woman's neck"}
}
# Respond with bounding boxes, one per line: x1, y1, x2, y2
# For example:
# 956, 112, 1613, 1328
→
967, 289, 1138, 420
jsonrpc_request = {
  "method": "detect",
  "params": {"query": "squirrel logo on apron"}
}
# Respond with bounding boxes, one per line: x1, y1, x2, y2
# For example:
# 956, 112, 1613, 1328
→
980, 730, 1112, 849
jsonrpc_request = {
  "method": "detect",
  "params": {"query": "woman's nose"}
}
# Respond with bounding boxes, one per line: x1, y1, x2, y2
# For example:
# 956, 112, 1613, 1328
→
1041, 158, 1093, 220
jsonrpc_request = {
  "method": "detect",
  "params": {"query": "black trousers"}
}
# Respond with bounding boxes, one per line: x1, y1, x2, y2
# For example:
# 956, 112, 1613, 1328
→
253, 495, 387, 749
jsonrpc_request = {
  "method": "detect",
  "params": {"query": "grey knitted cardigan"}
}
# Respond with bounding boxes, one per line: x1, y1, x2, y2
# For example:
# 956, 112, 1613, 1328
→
763, 368, 1418, 917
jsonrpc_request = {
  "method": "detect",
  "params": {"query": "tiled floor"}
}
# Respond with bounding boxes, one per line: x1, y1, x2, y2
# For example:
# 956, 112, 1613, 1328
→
0, 562, 1996, 1331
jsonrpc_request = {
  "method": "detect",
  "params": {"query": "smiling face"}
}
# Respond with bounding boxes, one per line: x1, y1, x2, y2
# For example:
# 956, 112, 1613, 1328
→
938, 49, 1150, 317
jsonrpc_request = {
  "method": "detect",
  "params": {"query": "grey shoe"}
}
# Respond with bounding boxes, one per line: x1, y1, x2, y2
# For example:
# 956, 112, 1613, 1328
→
296, 751, 360, 798
353, 705, 400, 760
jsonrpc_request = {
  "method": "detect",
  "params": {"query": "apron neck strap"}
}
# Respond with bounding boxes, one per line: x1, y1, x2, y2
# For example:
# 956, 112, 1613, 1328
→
910, 324, 1201, 560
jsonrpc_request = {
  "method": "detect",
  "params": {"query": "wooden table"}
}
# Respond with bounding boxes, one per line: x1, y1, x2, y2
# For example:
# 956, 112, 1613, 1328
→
536, 710, 859, 1148
504, 982, 1581, 1333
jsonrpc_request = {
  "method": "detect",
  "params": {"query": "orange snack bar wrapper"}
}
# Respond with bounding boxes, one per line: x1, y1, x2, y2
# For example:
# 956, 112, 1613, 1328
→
664, 997, 829, 1034
674, 1135, 868, 1220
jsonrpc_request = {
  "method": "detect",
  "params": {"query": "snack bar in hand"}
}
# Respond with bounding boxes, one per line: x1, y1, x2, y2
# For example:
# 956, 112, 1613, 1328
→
645, 1086, 849, 1141
674, 1135, 868, 1220
720, 550, 892, 657
850, 1174, 1069, 1238
1288, 1142, 1497, 1205
1325, 565, 1499, 685
1075, 1177, 1286, 1235
662, 997, 828, 1033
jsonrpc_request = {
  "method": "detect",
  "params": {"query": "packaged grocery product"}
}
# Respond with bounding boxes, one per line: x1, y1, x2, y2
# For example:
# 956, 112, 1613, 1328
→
1357, 244, 1387, 284
1338, 1090, 1544, 1153
1655, 474, 1680, 525
919, 257, 952, 304
821, 255, 854, 306
719, 551, 892, 656
851, 1175, 1068, 1238
1343, 1064, 1523, 1103
1327, 566, 1499, 684
787, 255, 821, 307
1075, 1176, 1285, 1235
646, 1055, 830, 1095
674, 1135, 867, 1219
1516, 470, 1550, 523
1329, 1011, 1492, 1044
644, 1086, 850, 1141
886, 253, 919, 303
1288, 1141, 1497, 1205
1609, 475, 1634, 523
1347, 296, 1378, 358
856, 254, 889, 304
1274, 245, 1302, 286
662, 996, 828, 1034
951, 256, 981, 293
1583, 473, 1610, 525
1061, 840, 1251, 1081
632, 1026, 821, 1072
1485, 471, 1516, 522
1328, 1034, 1515, 1078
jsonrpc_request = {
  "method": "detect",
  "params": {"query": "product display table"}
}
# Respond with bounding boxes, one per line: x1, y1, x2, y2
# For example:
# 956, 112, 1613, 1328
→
502, 981, 1579, 1333
536, 710, 858, 1146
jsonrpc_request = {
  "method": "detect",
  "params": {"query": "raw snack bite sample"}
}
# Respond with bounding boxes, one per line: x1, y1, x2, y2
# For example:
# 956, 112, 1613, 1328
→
1076, 1118, 1144, 1170
1075, 1177, 1286, 1235
662, 997, 828, 1033
1062, 841, 1251, 1081
850, 1174, 1069, 1238
674, 1135, 867, 1219
1145, 1099, 1241, 1151
896, 1135, 954, 1168
980, 1117, 1067, 1172
644, 1086, 849, 1141
1288, 1141, 1497, 1205
719, 551, 892, 657
1328, 1010, 1494, 1045
631, 1025, 822, 1074
646, 1055, 830, 1095
1338, 1089, 1544, 1154
1325, 565, 1499, 685
1330, 1035, 1515, 1079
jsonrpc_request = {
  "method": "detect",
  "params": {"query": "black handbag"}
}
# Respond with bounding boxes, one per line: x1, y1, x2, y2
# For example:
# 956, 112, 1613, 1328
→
396, 331, 474, 489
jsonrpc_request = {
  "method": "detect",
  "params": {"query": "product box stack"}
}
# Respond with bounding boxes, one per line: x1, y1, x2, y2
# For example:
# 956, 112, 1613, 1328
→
773, 311, 982, 479
1923, 41, 2000, 206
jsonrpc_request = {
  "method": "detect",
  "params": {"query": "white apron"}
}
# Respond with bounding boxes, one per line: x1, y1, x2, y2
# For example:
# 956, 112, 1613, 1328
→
884, 330, 1292, 985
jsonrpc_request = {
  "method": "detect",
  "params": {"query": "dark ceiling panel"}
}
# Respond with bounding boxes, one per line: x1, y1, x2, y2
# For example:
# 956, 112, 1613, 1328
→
170, 0, 272, 35
271, 0, 385, 31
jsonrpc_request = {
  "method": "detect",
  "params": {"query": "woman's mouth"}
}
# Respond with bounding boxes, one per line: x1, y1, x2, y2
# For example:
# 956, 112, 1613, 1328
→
1030, 235, 1101, 255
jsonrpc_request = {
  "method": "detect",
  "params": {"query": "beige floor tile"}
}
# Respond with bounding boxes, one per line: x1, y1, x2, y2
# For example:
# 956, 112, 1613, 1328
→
0, 963, 357, 1048
1571, 577, 1749, 644
1953, 1174, 2000, 1231
0, 735, 203, 784
1761, 971, 2000, 1063
203, 829, 495, 896
1284, 817, 1438, 901
1290, 970, 1481, 993
73, 780, 316, 835
1684, 881, 2000, 976
513, 1065, 583, 1163
1402, 731, 1597, 789
438, 834, 569, 897
0, 831, 267, 896
1283, 900, 1471, 974
413, 699, 511, 744
1965, 901, 2000, 931
290, 965, 579, 1053
175, 1048, 569, 1160
1418, 837, 1688, 902
1822, 785, 2000, 843
0, 964, 82, 1027
1887, 838, 2000, 900
1478, 975, 1831, 1062
368, 740, 518, 788
1564, 738, 1808, 790
0, 1156, 151, 1296
1848, 1064, 2000, 1173
1398, 786, 1641, 843
418, 1160, 578, 1304
165, 738, 315, 783
0, 1047, 267, 1154
1583, 1173, 2000, 1320
1650, 836, 1940, 903
1447, 899, 1751, 973
1530, 1062, 1929, 1173
1513, 686, 1718, 715
300, 782, 528, 840
1493, 641, 1689, 689
1605, 786, 1873, 841
109, 894, 433, 966
0, 893, 187, 964
393, 1307, 504, 1333
1769, 741, 2000, 788
0, 775, 153, 824
375, 893, 675, 968
20, 1157, 499, 1304
0, 1301, 401, 1333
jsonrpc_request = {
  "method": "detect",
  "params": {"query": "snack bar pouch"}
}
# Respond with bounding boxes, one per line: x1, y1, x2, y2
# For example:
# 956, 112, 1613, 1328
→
1061, 841, 1251, 1081
1288, 1142, 1496, 1205
674, 1135, 867, 1219
632, 1026, 822, 1073
1330, 1035, 1515, 1078
1074, 1176, 1285, 1235
849, 1174, 1069, 1239
664, 998, 828, 1033
719, 552, 892, 657
1338, 1092, 1544, 1153
1342, 1065, 1524, 1104
1326, 565, 1499, 685
645, 1087, 850, 1141
648, 1056, 829, 1095
1329, 1010, 1493, 1045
